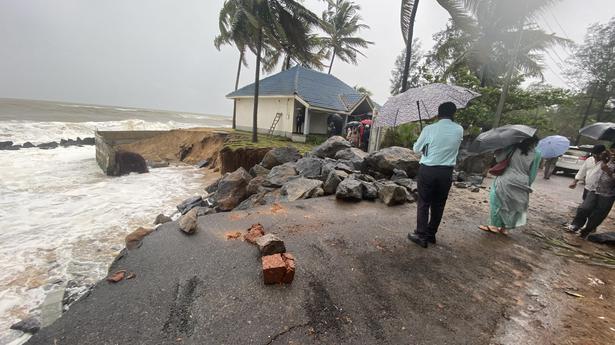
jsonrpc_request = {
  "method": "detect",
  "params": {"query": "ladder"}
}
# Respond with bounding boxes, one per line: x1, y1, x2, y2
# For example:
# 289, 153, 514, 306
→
268, 112, 283, 137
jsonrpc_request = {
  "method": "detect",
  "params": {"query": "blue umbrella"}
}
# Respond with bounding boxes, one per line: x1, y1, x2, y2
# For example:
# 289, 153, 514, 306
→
537, 135, 570, 159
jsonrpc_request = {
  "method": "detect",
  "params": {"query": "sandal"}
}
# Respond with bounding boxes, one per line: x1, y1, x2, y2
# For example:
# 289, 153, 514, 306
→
479, 225, 500, 234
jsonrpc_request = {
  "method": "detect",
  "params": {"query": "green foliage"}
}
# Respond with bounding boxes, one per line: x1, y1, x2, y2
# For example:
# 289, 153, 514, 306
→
381, 123, 421, 148
390, 39, 426, 95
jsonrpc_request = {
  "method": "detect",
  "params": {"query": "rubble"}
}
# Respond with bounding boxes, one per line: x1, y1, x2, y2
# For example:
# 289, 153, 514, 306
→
255, 234, 286, 256
244, 224, 265, 244
125, 227, 154, 250
178, 208, 199, 234
262, 253, 295, 284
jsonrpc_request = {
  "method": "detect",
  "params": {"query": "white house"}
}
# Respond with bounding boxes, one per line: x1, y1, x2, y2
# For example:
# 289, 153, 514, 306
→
226, 66, 376, 142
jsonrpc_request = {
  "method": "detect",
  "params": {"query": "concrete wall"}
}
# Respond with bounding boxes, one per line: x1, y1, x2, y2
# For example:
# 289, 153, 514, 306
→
308, 110, 329, 135
235, 97, 295, 137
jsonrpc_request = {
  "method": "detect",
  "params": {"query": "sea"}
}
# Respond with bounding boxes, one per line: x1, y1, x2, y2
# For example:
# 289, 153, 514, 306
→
0, 99, 230, 344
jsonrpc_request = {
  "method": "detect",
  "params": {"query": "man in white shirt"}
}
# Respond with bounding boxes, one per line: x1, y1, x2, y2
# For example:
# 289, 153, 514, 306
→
568, 145, 606, 200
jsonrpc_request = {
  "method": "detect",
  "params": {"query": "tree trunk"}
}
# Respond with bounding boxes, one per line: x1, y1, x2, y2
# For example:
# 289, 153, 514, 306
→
575, 89, 596, 145
401, 0, 420, 93
252, 28, 263, 143
328, 48, 336, 74
493, 66, 513, 128
479, 65, 487, 87
284, 54, 291, 71
232, 51, 244, 130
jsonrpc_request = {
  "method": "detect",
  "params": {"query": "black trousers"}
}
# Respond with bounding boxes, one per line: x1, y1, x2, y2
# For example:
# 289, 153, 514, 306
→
415, 165, 454, 240
572, 191, 615, 236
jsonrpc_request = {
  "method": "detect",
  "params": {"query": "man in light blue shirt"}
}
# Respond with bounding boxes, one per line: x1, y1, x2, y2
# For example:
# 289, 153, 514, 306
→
408, 102, 463, 248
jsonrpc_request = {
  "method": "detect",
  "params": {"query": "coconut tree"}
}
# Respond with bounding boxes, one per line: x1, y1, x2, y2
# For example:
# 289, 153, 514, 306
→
261, 30, 328, 73
321, 0, 373, 74
215, 0, 253, 129
229, 0, 320, 142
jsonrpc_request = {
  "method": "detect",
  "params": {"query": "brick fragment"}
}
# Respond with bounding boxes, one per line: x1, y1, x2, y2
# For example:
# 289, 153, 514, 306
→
262, 253, 296, 285
244, 223, 265, 244
255, 234, 286, 255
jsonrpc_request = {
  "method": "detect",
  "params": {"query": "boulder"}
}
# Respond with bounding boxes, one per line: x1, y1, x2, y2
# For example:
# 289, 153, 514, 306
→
196, 159, 209, 168
235, 189, 284, 211
456, 150, 493, 175
247, 176, 266, 196
393, 178, 417, 193
335, 148, 367, 170
178, 208, 198, 234
354, 173, 376, 183
263, 163, 297, 188
377, 182, 408, 206
364, 146, 420, 178
260, 147, 302, 169
125, 227, 154, 250
334, 161, 359, 174
0, 141, 13, 150
177, 196, 206, 215
82, 137, 95, 145
249, 164, 271, 177
22, 142, 35, 148
323, 170, 342, 195
10, 317, 41, 334
37, 141, 58, 150
295, 157, 324, 180
281, 177, 323, 201
195, 207, 216, 217
154, 214, 172, 225
216, 167, 253, 211
205, 177, 222, 194
361, 181, 378, 200
392, 168, 408, 179
311, 136, 352, 158
115, 151, 149, 175
244, 224, 265, 244
255, 234, 286, 256
335, 178, 363, 201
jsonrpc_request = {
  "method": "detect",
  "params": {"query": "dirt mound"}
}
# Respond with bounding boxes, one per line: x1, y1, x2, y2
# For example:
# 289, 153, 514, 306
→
119, 128, 228, 166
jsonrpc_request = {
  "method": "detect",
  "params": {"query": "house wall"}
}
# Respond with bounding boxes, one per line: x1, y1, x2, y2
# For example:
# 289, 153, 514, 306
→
308, 110, 329, 135
234, 97, 295, 137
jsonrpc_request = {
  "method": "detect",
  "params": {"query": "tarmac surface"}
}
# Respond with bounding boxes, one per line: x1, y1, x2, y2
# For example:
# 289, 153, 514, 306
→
25, 174, 615, 345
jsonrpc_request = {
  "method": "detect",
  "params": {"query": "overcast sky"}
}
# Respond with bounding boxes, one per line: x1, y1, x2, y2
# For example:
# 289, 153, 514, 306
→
0, 0, 613, 116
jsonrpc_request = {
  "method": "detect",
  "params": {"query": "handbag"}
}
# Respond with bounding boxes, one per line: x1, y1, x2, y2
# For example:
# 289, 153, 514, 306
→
488, 149, 515, 176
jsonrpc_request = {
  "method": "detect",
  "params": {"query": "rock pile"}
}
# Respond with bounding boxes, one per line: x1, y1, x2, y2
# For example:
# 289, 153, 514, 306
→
181, 136, 421, 215
0, 137, 95, 151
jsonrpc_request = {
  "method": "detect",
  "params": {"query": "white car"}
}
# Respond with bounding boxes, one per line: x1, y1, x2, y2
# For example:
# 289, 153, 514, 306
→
554, 146, 592, 175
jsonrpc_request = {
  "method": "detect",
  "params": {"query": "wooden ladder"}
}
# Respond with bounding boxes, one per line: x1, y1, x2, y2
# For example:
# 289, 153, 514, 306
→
268, 112, 283, 137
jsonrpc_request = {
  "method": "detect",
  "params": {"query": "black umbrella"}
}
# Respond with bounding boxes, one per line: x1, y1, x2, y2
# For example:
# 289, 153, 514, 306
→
346, 121, 361, 127
469, 125, 537, 154
327, 114, 345, 135
579, 122, 615, 141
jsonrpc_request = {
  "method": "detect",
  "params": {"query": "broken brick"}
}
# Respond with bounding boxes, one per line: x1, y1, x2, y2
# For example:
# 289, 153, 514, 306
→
225, 231, 242, 240
125, 227, 154, 250
255, 234, 286, 256
107, 270, 126, 283
262, 253, 296, 285
244, 223, 265, 244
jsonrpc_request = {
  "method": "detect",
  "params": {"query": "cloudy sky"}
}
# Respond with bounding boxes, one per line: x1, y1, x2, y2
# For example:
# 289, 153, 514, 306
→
0, 0, 613, 116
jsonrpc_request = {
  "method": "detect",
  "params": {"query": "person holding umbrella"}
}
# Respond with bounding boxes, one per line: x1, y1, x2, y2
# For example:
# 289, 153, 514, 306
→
407, 102, 463, 248
537, 135, 570, 179
470, 125, 542, 235
569, 144, 606, 200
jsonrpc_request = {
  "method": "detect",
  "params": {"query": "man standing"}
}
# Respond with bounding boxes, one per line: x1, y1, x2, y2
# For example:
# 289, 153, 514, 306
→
567, 146, 615, 238
408, 102, 464, 248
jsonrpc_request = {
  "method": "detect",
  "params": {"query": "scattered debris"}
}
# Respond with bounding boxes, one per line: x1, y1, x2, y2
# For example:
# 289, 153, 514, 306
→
244, 224, 265, 244
126, 272, 137, 280
107, 270, 127, 283
256, 234, 286, 256
588, 277, 605, 286
262, 253, 295, 284
178, 208, 199, 234
564, 290, 584, 298
225, 231, 242, 240
125, 227, 154, 250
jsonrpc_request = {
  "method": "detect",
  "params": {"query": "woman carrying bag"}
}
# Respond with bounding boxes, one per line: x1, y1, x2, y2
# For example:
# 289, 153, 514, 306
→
479, 136, 541, 235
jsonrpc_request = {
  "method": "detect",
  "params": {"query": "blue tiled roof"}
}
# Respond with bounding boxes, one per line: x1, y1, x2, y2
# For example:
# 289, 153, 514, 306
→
226, 66, 369, 113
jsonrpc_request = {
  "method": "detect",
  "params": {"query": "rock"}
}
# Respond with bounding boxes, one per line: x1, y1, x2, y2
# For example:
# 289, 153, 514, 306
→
263, 163, 297, 188
177, 196, 206, 215
281, 177, 323, 201
249, 164, 271, 177
311, 136, 352, 158
10, 317, 41, 334
256, 234, 286, 256
195, 207, 216, 217
393, 178, 417, 192
405, 189, 418, 203
115, 151, 149, 175
154, 214, 172, 225
364, 146, 420, 178
454, 182, 469, 189
262, 253, 295, 284
466, 174, 485, 186
392, 168, 408, 179
125, 227, 154, 250
471, 187, 481, 193
247, 176, 266, 196
0, 141, 14, 149
216, 167, 252, 211
244, 224, 265, 244
196, 159, 209, 168
21, 141, 35, 148
336, 178, 363, 201
234, 189, 285, 211
82, 137, 95, 145
148, 160, 170, 168
37, 141, 58, 149
309, 187, 325, 198
377, 182, 407, 206
456, 150, 493, 175
354, 173, 376, 183
260, 147, 302, 169
295, 157, 325, 180
178, 208, 198, 234
205, 177, 222, 194
334, 161, 359, 174
361, 181, 378, 200
323, 170, 342, 195
335, 148, 367, 170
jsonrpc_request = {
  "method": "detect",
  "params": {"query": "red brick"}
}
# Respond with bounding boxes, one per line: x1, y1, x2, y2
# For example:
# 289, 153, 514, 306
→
244, 224, 265, 244
262, 254, 286, 284
281, 253, 295, 284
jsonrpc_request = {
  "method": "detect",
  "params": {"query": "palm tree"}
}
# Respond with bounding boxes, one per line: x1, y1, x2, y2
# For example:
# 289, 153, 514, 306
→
215, 0, 253, 129
321, 0, 373, 74
230, 0, 320, 142
261, 30, 328, 73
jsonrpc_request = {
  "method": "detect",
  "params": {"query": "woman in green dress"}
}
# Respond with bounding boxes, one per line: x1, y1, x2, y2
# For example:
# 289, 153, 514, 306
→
480, 136, 541, 235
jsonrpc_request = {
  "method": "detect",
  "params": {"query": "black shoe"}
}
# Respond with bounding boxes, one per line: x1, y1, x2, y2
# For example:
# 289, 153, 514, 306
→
408, 233, 428, 248
426, 237, 436, 244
